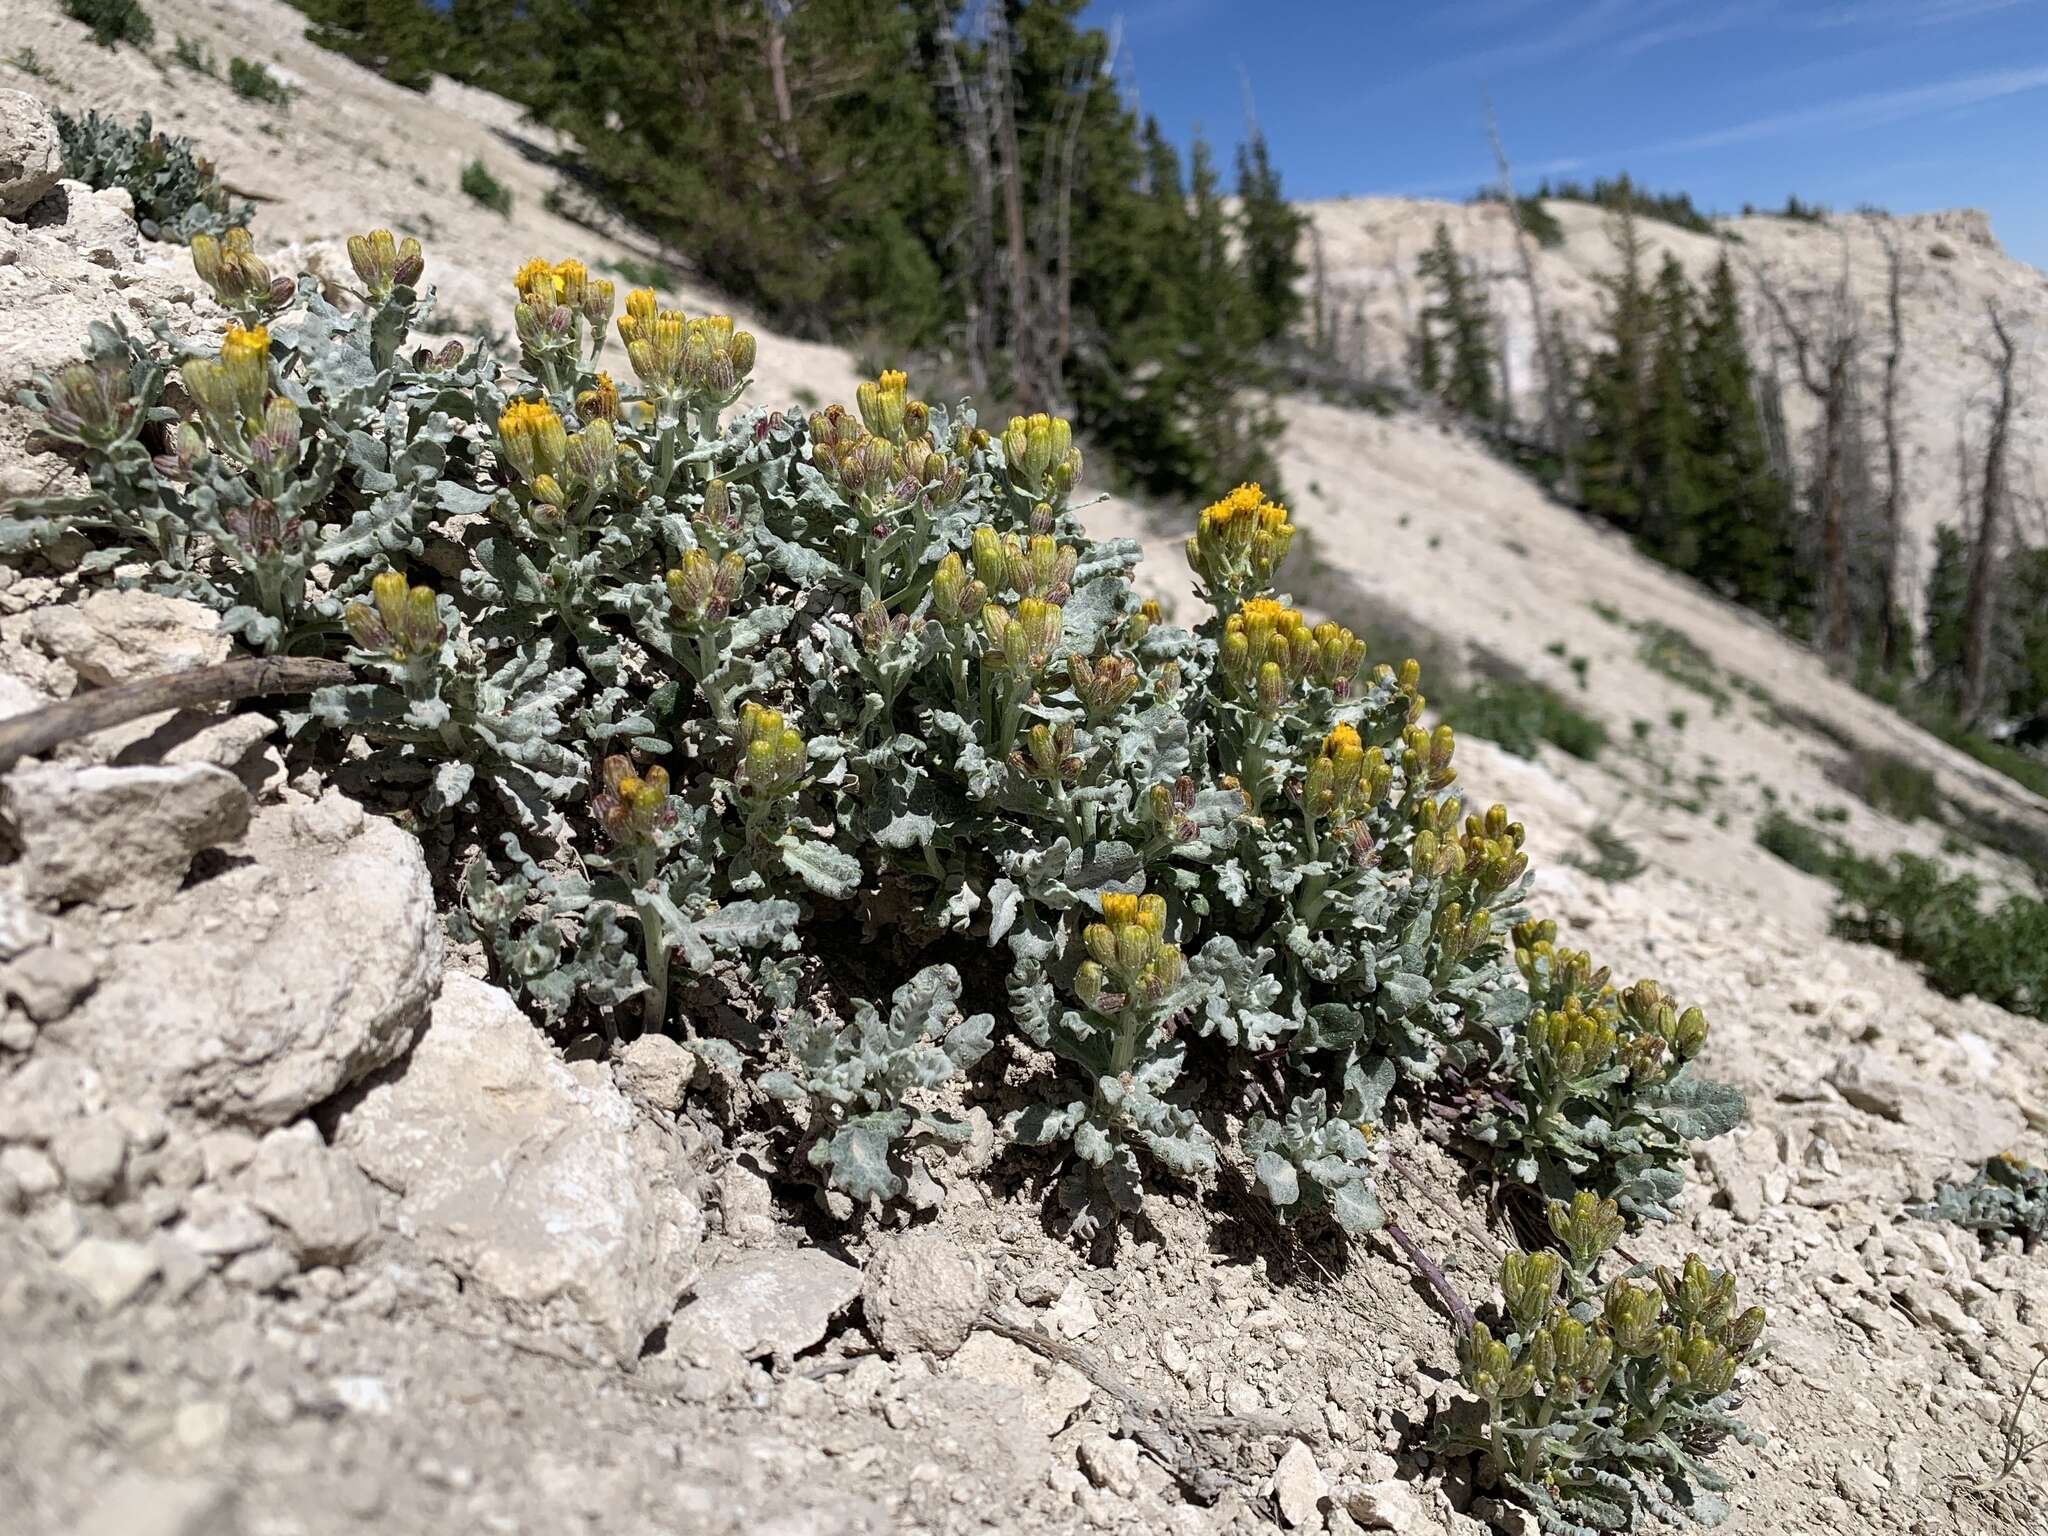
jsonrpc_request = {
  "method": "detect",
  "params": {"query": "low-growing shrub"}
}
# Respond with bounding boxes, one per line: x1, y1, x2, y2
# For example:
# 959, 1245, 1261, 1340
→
64, 0, 155, 49
1635, 623, 1728, 710
461, 158, 512, 216
1756, 814, 2048, 1018
50, 110, 251, 241
172, 33, 218, 75
1446, 1193, 1766, 1530
1448, 673, 1608, 763
1836, 747, 1940, 824
229, 56, 295, 108
1571, 827, 1644, 884
1912, 1155, 2048, 1251
6, 233, 1743, 1246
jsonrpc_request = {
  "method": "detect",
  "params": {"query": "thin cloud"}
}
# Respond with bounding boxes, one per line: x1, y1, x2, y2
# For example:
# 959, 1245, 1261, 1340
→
1806, 0, 2029, 27
1642, 63, 2048, 154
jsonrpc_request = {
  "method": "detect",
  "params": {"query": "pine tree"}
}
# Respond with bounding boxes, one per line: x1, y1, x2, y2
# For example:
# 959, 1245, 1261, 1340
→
1925, 524, 1971, 703
1573, 203, 1653, 527
1640, 255, 1702, 568
290, 0, 450, 91
1235, 129, 1305, 346
1415, 221, 1495, 421
1687, 255, 1805, 621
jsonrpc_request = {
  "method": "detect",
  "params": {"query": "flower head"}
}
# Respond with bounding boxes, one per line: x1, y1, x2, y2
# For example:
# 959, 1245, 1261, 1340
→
343, 570, 446, 663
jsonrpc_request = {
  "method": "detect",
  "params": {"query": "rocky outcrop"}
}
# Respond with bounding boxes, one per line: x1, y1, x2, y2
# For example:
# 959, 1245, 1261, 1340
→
335, 973, 705, 1369
0, 89, 61, 219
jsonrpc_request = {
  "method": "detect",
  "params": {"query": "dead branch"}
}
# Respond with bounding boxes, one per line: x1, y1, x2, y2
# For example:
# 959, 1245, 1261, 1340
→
0, 657, 350, 772
1961, 301, 2019, 723
1487, 102, 1578, 496
982, 1316, 1284, 1504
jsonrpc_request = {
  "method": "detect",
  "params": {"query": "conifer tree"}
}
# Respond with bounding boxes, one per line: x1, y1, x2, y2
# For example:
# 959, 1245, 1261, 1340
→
1687, 255, 1805, 621
1573, 203, 1653, 526
1640, 254, 1702, 568
1235, 129, 1306, 346
1925, 523, 1971, 701
1415, 220, 1495, 422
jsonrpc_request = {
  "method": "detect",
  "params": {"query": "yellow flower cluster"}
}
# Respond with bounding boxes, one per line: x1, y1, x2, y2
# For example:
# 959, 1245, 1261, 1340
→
182, 325, 272, 446
735, 702, 808, 801
514, 258, 614, 326
1186, 483, 1293, 598
1300, 722, 1391, 827
980, 597, 1064, 683
191, 228, 284, 318
1075, 891, 1186, 1015
665, 547, 746, 630
1220, 598, 1312, 714
343, 569, 445, 664
1001, 412, 1081, 498
810, 374, 967, 505
971, 525, 1077, 603
498, 399, 615, 508
595, 755, 672, 846
617, 288, 756, 405
930, 552, 989, 626
349, 228, 424, 301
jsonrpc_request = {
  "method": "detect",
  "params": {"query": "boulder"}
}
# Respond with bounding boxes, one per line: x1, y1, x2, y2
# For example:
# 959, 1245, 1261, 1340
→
1828, 1048, 2024, 1165
670, 1249, 861, 1361
30, 591, 231, 687
42, 793, 439, 1127
5, 761, 250, 910
241, 1121, 378, 1265
861, 1231, 988, 1359
336, 973, 703, 1368
0, 90, 61, 221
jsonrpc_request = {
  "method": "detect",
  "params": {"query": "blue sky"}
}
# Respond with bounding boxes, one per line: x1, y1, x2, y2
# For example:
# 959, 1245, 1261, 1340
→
1080, 0, 2048, 268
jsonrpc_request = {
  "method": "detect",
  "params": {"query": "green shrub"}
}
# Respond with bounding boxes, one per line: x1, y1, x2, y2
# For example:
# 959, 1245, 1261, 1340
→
460, 158, 511, 216
64, 0, 154, 49
49, 110, 252, 241
1911, 1156, 2048, 1251
1757, 814, 2048, 1018
1446, 1193, 1767, 1531
5, 239, 1742, 1244
1836, 747, 1940, 824
1448, 673, 1608, 763
229, 56, 294, 107
1635, 623, 1728, 709
172, 33, 217, 75
1570, 827, 1644, 884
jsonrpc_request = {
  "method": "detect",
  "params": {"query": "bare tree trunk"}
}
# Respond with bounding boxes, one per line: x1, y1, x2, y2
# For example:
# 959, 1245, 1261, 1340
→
1877, 236, 1906, 674
1754, 260, 1860, 664
1487, 106, 1578, 497
938, 23, 997, 399
986, 12, 1038, 401
1961, 303, 2019, 724
762, 1, 795, 127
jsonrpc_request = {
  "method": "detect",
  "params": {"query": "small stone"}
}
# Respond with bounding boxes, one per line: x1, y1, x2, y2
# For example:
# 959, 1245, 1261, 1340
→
0, 1016, 34, 1053
1, 942, 100, 1022
0, 89, 63, 218
862, 1232, 989, 1359
6, 762, 250, 910
29, 590, 230, 687
670, 1250, 862, 1360
223, 1243, 298, 1292
58, 1235, 159, 1312
50, 1114, 127, 1201
27, 1196, 83, 1256
1834, 1456, 1885, 1505
948, 1330, 1093, 1435
176, 1191, 274, 1258
1048, 1277, 1100, 1339
173, 1400, 232, 1451
242, 1122, 377, 1264
1341, 1479, 1430, 1531
330, 1375, 395, 1415
1015, 1269, 1064, 1306
0, 1144, 60, 1201
1272, 1440, 1327, 1529
613, 1033, 697, 1112
1227, 1382, 1264, 1416
72, 1473, 238, 1536
151, 1231, 209, 1301
198, 1130, 259, 1182
715, 1160, 776, 1241
1077, 1433, 1145, 1498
